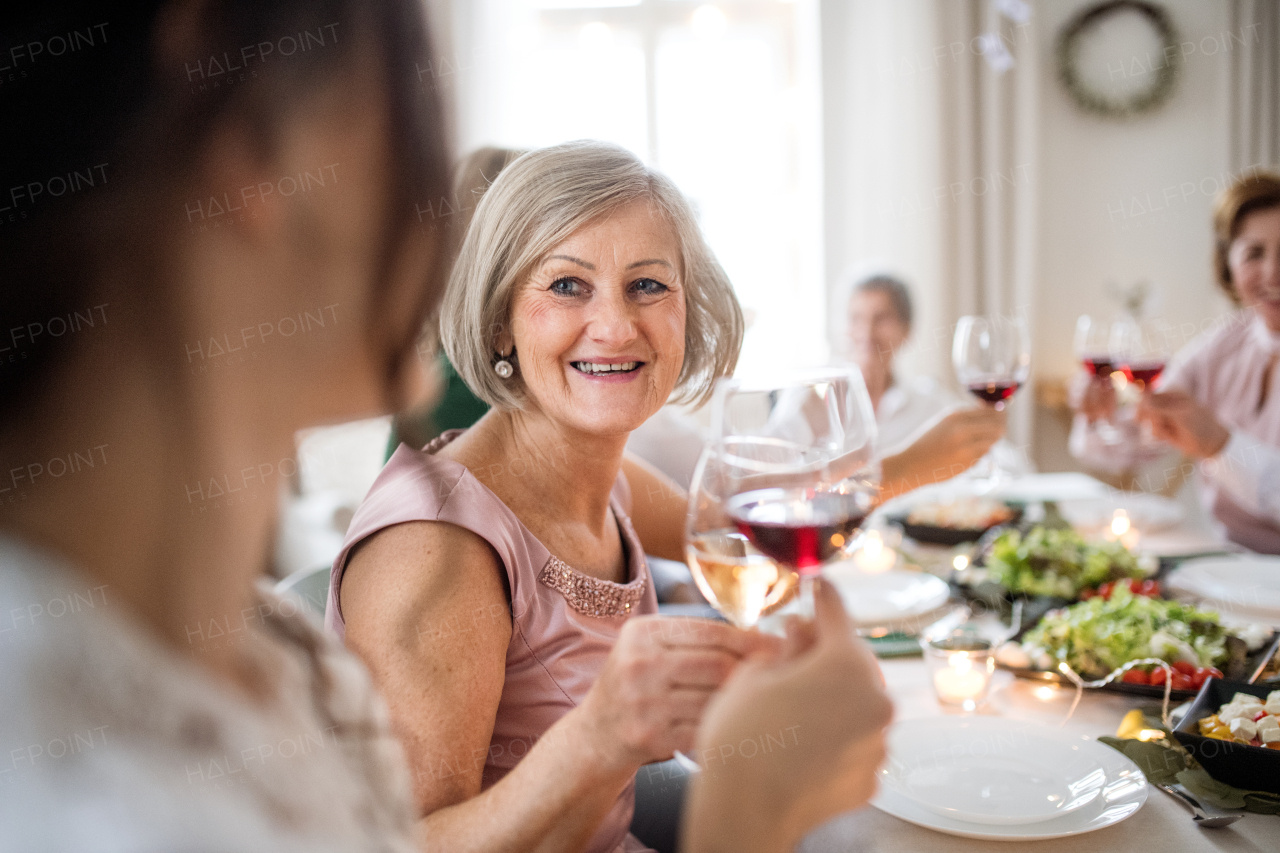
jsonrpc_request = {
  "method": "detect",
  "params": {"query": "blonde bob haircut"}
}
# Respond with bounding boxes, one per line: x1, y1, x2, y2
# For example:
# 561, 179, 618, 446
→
440, 140, 744, 411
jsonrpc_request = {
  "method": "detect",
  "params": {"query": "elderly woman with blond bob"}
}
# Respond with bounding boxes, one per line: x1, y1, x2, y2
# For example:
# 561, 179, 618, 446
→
324, 141, 893, 853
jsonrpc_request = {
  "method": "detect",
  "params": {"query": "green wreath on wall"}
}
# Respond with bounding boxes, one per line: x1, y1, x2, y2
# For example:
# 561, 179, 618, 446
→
1057, 0, 1179, 119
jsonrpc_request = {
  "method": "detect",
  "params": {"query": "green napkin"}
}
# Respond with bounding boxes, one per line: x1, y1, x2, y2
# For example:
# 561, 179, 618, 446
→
1099, 725, 1280, 816
866, 632, 924, 658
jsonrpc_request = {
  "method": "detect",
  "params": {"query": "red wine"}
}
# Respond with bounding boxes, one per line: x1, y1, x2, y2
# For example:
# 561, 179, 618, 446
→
968, 381, 1021, 405
726, 489, 868, 572
1123, 361, 1165, 386
1081, 357, 1114, 377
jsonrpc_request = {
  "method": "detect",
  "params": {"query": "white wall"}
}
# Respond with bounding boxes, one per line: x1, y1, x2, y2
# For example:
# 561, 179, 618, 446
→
820, 0, 946, 380
1033, 0, 1239, 383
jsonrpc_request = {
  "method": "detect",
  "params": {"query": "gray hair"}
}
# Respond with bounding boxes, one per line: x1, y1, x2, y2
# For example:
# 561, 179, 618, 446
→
853, 274, 913, 329
441, 140, 743, 410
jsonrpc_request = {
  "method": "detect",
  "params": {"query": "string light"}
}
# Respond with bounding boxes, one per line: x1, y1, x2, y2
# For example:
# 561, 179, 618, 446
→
1056, 658, 1174, 728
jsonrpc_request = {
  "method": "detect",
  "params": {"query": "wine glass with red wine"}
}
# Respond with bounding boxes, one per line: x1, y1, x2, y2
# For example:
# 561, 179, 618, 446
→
1112, 316, 1171, 390
952, 314, 1031, 485
694, 368, 879, 615
1074, 314, 1124, 444
1112, 316, 1173, 449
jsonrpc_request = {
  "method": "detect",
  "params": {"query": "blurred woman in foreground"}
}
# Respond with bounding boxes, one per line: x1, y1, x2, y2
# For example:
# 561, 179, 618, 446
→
0, 1, 890, 850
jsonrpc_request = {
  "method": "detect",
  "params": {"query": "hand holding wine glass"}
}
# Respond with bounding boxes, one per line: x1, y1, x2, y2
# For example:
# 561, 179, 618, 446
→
686, 368, 878, 626
682, 579, 894, 853
951, 314, 1030, 485
1073, 314, 1120, 423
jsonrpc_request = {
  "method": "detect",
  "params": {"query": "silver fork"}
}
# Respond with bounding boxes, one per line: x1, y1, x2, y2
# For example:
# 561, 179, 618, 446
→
1155, 784, 1243, 829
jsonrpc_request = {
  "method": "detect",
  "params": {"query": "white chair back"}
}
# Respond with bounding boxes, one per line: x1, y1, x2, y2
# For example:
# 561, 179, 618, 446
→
274, 565, 331, 616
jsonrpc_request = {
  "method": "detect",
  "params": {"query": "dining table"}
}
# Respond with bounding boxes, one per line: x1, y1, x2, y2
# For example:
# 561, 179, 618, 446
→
798, 653, 1278, 853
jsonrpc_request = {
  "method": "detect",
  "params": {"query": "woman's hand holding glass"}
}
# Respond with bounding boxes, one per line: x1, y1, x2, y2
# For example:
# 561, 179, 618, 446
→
682, 580, 894, 853
951, 314, 1030, 486
575, 615, 782, 771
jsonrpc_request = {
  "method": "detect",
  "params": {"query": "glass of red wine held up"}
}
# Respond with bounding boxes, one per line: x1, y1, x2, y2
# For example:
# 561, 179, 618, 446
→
952, 314, 1031, 489
688, 367, 879, 623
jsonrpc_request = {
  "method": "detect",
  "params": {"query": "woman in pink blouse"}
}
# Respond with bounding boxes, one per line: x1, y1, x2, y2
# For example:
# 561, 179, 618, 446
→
327, 143, 892, 853
1075, 173, 1280, 553
1138, 173, 1280, 553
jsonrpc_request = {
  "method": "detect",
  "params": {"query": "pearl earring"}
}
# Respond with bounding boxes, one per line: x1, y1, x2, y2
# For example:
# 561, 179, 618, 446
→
494, 355, 514, 378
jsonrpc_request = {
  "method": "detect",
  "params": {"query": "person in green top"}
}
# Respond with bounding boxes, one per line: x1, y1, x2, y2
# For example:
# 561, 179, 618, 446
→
386, 147, 524, 459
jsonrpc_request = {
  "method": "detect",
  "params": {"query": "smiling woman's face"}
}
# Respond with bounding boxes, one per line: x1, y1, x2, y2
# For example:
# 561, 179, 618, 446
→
504, 199, 686, 437
1229, 206, 1280, 332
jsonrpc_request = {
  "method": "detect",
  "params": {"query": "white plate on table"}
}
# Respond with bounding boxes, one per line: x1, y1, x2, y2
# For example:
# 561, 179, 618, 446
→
823, 567, 951, 626
1166, 555, 1280, 621
872, 718, 1147, 839
1057, 493, 1183, 533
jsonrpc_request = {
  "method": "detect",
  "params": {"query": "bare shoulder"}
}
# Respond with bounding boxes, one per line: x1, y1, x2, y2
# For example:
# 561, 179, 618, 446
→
340, 519, 512, 811
341, 519, 512, 658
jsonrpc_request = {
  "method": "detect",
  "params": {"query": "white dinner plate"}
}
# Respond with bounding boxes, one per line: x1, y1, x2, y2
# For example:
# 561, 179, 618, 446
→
877, 718, 1107, 826
1167, 555, 1280, 617
822, 567, 951, 626
872, 718, 1147, 840
1057, 493, 1183, 533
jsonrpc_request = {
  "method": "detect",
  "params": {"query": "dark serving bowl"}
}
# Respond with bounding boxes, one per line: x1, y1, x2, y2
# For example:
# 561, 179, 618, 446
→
888, 504, 1024, 546
1172, 678, 1280, 795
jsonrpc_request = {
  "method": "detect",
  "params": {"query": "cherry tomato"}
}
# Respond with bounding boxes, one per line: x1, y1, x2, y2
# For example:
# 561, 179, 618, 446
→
1122, 669, 1149, 685
1137, 579, 1161, 597
1190, 668, 1208, 689
1098, 582, 1114, 600
1149, 668, 1168, 686
1254, 710, 1270, 722
1204, 667, 1223, 681
1171, 673, 1195, 691
1172, 661, 1198, 676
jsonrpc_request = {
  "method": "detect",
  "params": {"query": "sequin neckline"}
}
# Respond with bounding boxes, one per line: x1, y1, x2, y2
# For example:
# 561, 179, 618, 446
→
537, 556, 647, 618
421, 430, 648, 618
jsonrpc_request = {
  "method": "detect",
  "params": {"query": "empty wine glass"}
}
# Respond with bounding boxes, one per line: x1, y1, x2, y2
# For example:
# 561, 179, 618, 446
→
952, 314, 1031, 486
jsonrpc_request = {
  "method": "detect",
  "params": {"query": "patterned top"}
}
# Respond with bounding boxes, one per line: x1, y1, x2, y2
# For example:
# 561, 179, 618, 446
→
326, 431, 659, 853
0, 535, 418, 852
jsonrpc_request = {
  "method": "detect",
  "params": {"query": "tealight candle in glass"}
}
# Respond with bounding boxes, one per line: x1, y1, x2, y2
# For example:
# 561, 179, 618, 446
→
924, 635, 995, 712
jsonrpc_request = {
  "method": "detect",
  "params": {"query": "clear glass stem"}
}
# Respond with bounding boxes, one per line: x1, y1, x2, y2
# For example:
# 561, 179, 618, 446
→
796, 572, 818, 618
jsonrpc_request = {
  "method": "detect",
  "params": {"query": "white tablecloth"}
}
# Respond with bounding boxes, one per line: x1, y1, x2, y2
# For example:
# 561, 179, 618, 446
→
799, 658, 1278, 851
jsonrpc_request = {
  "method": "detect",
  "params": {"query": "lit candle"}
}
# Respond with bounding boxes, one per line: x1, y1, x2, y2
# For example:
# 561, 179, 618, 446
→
853, 530, 897, 574
924, 637, 995, 710
932, 653, 987, 702
1103, 508, 1141, 549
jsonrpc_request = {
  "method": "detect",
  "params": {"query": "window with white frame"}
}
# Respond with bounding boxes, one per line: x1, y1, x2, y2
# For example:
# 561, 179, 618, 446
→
449, 0, 826, 377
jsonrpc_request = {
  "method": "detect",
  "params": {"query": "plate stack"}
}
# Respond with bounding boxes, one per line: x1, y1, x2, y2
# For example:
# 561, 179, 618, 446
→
872, 718, 1148, 840
1166, 555, 1280, 629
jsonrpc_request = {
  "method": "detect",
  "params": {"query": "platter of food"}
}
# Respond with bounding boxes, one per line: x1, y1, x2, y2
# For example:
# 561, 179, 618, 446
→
1172, 679, 1280, 794
888, 496, 1022, 546
993, 587, 1279, 700
977, 526, 1153, 600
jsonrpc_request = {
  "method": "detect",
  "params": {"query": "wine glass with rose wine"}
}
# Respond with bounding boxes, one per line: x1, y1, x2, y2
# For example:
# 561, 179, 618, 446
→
952, 314, 1031, 486
686, 368, 879, 623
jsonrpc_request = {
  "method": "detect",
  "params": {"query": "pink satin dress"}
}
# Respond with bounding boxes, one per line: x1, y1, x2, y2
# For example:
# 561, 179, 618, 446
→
325, 431, 658, 853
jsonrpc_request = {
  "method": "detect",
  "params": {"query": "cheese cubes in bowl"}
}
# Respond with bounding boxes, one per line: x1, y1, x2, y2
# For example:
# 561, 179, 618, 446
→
1198, 691, 1280, 748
